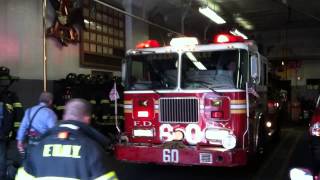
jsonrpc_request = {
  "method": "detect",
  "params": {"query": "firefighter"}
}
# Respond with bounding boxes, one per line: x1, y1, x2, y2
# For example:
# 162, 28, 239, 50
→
0, 66, 20, 179
15, 98, 118, 180
0, 95, 14, 179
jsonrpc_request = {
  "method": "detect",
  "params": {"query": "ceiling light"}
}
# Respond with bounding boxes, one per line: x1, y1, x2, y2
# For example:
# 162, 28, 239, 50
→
230, 29, 248, 40
234, 16, 254, 30
199, 7, 226, 24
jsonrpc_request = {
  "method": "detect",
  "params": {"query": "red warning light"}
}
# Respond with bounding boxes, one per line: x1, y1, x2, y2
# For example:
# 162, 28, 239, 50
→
213, 34, 245, 43
136, 40, 160, 49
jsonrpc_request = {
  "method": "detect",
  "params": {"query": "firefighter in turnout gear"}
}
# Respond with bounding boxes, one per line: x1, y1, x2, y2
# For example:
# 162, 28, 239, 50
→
0, 66, 22, 179
15, 98, 118, 180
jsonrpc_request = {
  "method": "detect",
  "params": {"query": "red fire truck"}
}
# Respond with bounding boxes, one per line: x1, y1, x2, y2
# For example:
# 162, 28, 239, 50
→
115, 33, 273, 167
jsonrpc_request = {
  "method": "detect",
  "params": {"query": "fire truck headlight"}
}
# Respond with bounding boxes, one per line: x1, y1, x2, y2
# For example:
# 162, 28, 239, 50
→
266, 121, 272, 128
133, 129, 154, 137
311, 122, 320, 136
221, 135, 237, 150
205, 129, 229, 140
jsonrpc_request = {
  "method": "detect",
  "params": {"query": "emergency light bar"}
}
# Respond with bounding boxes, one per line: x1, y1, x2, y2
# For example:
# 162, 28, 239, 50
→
213, 33, 245, 44
136, 40, 160, 49
170, 37, 199, 47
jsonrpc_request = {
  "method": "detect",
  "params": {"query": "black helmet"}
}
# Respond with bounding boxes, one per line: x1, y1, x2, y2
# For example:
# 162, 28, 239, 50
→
0, 67, 10, 76
76, 74, 87, 83
66, 73, 77, 84
96, 75, 106, 85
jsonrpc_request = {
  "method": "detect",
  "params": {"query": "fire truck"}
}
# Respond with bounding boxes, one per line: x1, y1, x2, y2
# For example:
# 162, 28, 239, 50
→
115, 33, 273, 167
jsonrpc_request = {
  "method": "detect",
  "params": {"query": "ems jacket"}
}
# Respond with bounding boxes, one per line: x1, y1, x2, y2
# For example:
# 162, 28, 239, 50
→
15, 120, 118, 180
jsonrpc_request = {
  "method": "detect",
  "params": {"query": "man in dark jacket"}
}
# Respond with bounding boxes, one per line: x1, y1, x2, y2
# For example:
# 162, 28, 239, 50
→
15, 98, 118, 180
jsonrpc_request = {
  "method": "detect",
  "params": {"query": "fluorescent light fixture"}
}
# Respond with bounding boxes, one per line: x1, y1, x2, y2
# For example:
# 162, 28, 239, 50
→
170, 37, 199, 47
186, 52, 207, 70
199, 6, 226, 24
235, 16, 254, 30
133, 129, 154, 137
230, 29, 248, 40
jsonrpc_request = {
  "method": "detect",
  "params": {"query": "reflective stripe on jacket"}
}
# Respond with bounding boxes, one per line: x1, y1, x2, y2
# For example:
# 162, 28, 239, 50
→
15, 168, 118, 180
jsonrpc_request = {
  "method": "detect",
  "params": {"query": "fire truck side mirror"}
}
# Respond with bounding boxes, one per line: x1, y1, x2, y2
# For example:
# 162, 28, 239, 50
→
250, 54, 260, 83
121, 59, 127, 85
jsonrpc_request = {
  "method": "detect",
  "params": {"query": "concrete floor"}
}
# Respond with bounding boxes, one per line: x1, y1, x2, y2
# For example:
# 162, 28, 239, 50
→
5, 123, 313, 180
110, 126, 312, 180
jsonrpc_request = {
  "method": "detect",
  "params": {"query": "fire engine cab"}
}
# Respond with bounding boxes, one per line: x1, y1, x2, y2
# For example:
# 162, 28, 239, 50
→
115, 33, 271, 167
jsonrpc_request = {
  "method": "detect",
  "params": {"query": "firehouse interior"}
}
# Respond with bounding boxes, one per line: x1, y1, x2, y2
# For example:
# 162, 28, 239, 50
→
1, 0, 320, 179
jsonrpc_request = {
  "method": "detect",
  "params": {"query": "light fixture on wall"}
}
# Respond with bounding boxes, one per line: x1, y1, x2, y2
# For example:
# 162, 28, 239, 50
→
281, 61, 285, 66
297, 76, 301, 81
230, 29, 248, 39
199, 6, 226, 24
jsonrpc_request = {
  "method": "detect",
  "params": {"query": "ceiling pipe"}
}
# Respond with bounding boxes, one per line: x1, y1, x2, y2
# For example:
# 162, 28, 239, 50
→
274, 0, 320, 23
204, 23, 211, 40
181, 0, 192, 34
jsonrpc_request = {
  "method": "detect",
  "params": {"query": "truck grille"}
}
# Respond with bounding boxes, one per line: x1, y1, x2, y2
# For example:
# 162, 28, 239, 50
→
159, 98, 199, 123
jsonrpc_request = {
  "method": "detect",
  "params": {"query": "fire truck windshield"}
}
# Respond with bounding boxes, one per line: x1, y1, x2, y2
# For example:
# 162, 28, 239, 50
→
126, 53, 179, 90
181, 50, 246, 89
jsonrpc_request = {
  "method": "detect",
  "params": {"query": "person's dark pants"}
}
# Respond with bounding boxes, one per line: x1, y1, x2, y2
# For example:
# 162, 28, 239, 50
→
0, 140, 7, 179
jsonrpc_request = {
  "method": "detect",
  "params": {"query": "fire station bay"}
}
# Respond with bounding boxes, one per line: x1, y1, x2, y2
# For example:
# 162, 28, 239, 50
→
2, 0, 320, 180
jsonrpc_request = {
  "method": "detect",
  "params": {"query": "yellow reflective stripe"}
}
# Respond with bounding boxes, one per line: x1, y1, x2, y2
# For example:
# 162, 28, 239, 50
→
36, 177, 79, 180
6, 104, 13, 111
13, 102, 23, 108
56, 106, 64, 110
14, 122, 21, 128
230, 109, 246, 114
124, 100, 132, 105
94, 171, 118, 180
90, 100, 97, 104
100, 99, 110, 104
231, 100, 246, 104
15, 167, 35, 180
